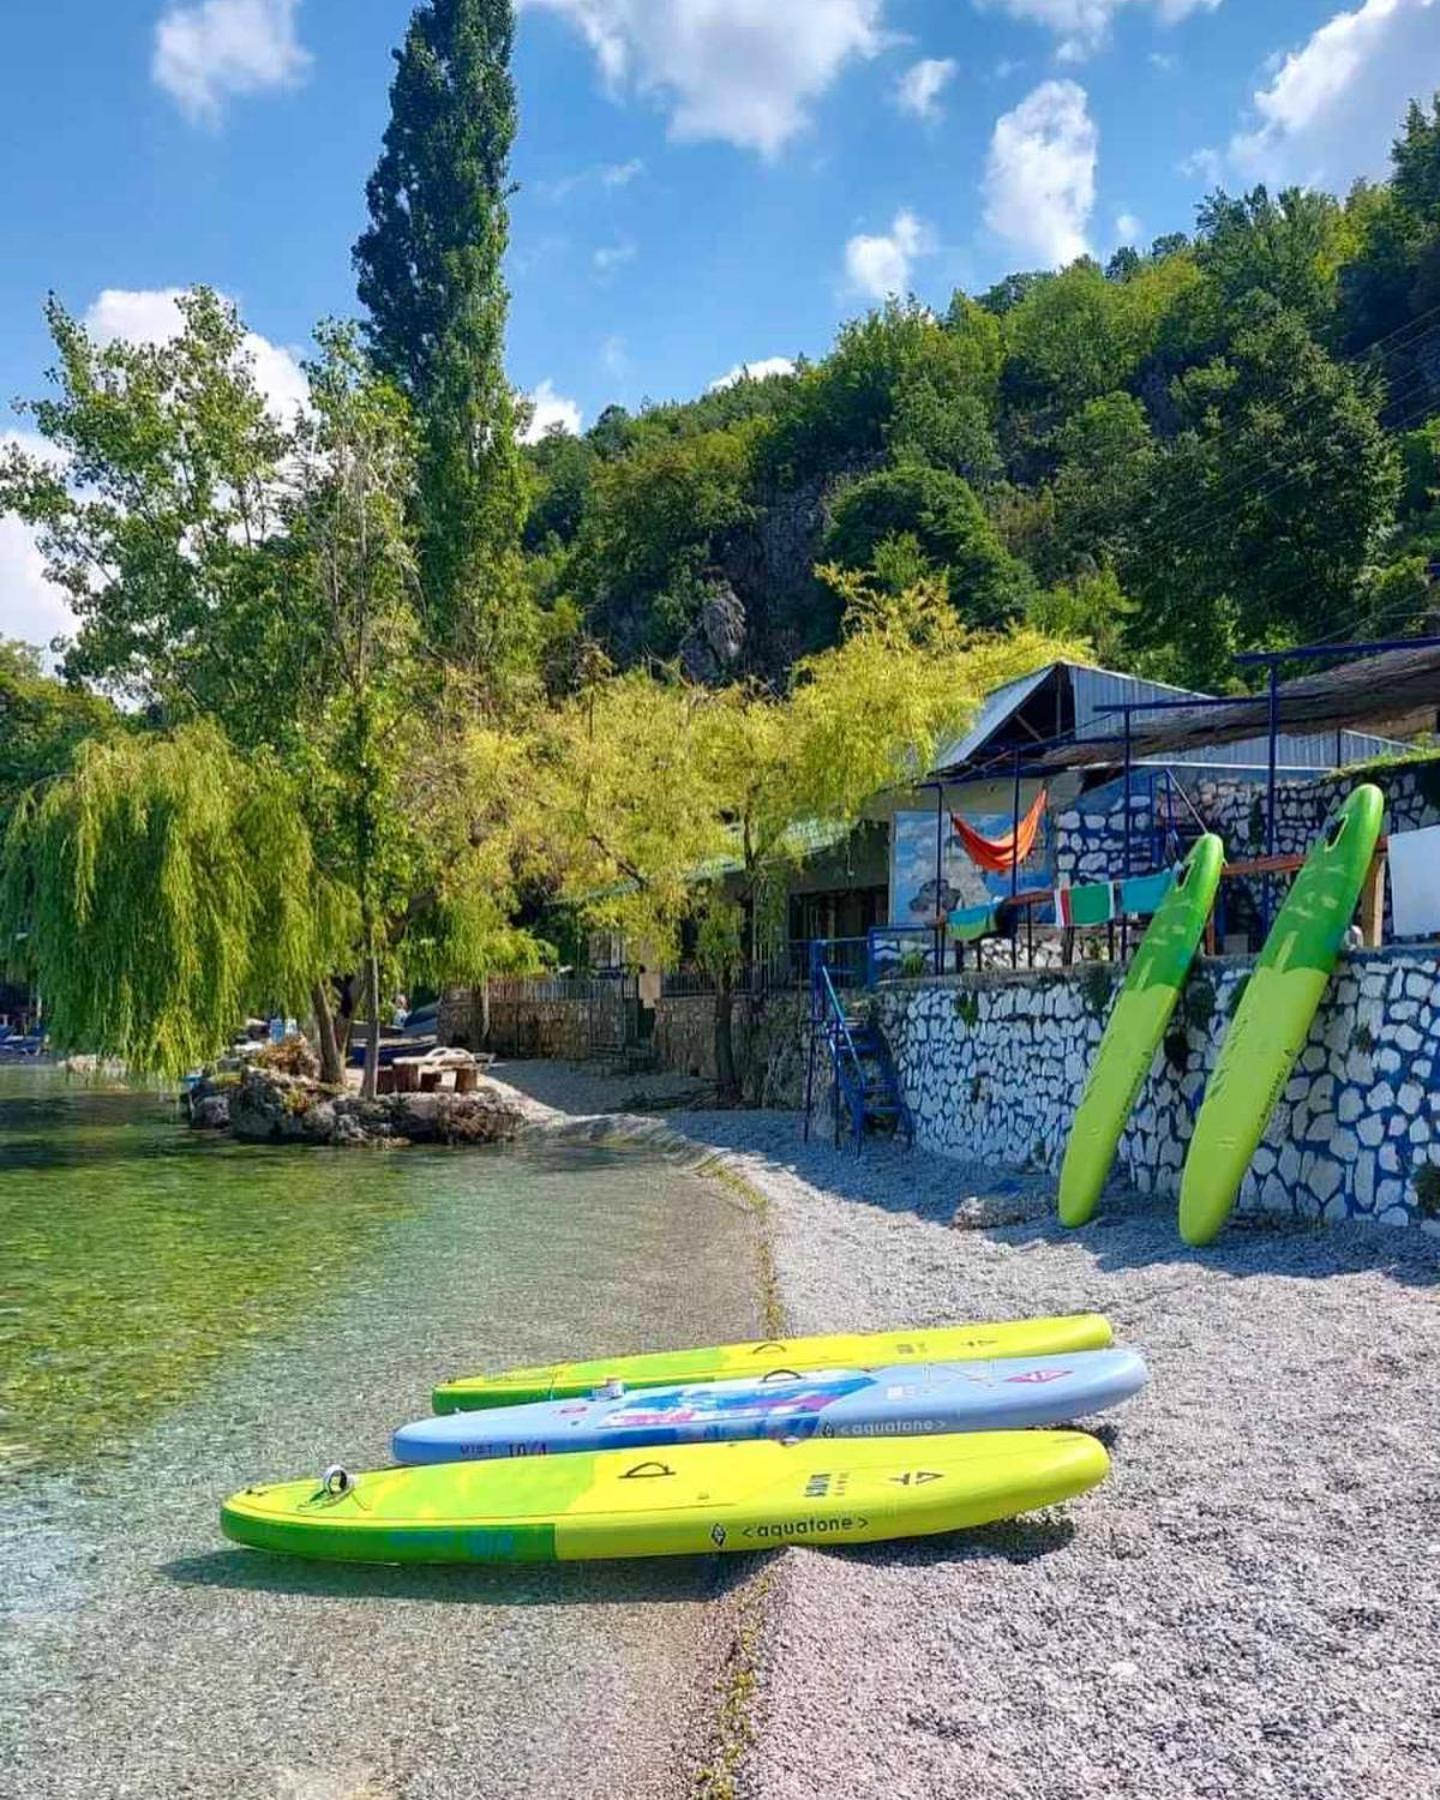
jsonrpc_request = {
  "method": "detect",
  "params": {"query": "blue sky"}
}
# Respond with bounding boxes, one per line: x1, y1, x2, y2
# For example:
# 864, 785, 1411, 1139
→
4, 0, 1440, 645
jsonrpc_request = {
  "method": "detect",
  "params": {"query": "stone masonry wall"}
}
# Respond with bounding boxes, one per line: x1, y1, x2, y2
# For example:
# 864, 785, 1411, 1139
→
439, 984, 810, 1105
872, 948, 1440, 1232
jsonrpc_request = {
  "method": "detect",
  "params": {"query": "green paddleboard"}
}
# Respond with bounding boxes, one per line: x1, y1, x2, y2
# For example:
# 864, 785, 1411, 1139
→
1178, 784, 1384, 1247
1059, 835, 1225, 1228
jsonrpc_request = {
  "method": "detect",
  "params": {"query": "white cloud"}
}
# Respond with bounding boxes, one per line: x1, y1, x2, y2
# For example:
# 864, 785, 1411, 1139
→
601, 334, 629, 378
983, 80, 1098, 266
709, 357, 797, 391
521, 380, 583, 443
84, 288, 309, 420
592, 240, 637, 276
152, 0, 310, 124
1230, 0, 1440, 189
844, 209, 937, 299
1115, 209, 1142, 240
983, 0, 1220, 62
895, 57, 959, 121
520, 0, 886, 156
541, 157, 645, 201
1180, 145, 1223, 185
0, 431, 78, 660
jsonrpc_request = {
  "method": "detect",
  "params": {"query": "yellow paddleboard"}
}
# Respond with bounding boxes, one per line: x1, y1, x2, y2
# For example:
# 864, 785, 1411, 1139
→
433, 1314, 1114, 1413
221, 1429, 1110, 1564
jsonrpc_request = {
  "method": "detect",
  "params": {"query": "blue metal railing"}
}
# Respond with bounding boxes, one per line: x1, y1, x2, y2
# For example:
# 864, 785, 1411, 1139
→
804, 940, 914, 1155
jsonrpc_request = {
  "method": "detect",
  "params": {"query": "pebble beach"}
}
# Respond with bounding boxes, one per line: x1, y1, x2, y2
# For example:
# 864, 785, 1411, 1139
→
498, 1062, 1440, 1800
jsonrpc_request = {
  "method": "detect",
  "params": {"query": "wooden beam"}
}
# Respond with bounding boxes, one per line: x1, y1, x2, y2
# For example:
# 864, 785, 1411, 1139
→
1359, 851, 1386, 949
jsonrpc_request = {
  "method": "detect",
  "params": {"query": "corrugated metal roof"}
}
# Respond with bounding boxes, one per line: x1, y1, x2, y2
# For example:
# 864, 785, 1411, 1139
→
932, 658, 1410, 780
931, 664, 1056, 771
1068, 665, 1406, 770
1046, 648, 1430, 772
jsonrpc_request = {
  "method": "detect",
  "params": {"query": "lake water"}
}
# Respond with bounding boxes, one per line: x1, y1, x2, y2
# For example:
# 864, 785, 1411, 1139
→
0, 1065, 764, 1798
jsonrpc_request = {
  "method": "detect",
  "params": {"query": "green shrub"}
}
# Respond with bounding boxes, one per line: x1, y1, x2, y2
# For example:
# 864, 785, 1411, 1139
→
1183, 973, 1217, 1033
1079, 961, 1118, 1018
953, 989, 980, 1027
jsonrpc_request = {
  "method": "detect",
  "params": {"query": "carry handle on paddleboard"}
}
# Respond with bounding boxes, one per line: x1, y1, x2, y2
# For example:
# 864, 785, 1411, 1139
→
620, 1461, 675, 1480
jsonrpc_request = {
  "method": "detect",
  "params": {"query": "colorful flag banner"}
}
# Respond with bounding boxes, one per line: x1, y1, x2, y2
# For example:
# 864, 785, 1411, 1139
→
1054, 881, 1116, 928
1118, 867, 1175, 916
948, 902, 998, 943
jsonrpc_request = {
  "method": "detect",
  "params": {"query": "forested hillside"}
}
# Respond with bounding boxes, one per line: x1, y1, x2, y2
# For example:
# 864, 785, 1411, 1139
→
524, 95, 1440, 694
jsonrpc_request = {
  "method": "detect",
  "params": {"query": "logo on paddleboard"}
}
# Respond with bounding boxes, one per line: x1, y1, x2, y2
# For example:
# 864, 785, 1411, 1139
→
711, 1523, 727, 1548
741, 1515, 868, 1540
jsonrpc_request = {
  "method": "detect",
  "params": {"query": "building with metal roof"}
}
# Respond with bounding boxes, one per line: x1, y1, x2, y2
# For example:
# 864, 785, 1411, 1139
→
931, 660, 1408, 783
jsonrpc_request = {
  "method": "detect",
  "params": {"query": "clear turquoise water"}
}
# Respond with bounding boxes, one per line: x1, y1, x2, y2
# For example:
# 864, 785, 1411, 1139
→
0, 1065, 765, 1796
0, 1065, 761, 1482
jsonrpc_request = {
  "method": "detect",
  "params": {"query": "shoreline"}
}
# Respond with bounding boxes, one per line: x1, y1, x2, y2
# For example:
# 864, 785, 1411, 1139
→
1, 1068, 767, 1800
488, 1059, 1440, 1800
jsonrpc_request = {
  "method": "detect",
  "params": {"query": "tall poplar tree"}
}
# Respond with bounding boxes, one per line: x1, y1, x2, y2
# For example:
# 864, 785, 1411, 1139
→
353, 0, 530, 670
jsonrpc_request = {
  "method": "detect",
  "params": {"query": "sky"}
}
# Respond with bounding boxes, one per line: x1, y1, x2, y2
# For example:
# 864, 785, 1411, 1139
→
4, 0, 1440, 649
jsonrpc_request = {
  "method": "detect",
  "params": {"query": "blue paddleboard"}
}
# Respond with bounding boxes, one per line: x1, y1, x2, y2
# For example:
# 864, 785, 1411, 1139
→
393, 1348, 1147, 1464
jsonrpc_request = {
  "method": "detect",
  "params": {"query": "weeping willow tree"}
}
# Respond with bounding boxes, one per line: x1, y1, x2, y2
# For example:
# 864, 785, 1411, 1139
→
0, 724, 352, 1077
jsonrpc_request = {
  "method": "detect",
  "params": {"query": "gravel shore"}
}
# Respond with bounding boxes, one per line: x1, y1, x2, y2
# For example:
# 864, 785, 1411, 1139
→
494, 1062, 1440, 1800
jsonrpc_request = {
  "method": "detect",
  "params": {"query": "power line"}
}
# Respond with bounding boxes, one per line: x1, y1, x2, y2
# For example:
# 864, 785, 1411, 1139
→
1132, 322, 1440, 564
1094, 295, 1440, 560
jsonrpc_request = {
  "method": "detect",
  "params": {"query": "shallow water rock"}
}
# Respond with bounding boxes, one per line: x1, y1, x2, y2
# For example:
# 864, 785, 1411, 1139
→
225, 1067, 524, 1148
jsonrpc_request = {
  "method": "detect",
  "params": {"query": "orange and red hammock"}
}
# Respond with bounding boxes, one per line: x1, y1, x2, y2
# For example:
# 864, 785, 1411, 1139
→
950, 789, 1048, 875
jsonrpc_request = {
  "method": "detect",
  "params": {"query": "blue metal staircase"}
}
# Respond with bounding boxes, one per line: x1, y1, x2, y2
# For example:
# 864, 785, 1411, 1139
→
803, 942, 914, 1155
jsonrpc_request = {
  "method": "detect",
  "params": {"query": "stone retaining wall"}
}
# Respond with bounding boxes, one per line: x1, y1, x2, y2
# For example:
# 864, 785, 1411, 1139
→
871, 948, 1440, 1231
438, 984, 810, 1105
438, 989, 628, 1060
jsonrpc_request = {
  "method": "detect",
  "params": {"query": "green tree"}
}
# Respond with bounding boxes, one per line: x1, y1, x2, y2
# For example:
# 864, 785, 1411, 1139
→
282, 327, 428, 1095
1, 724, 343, 1076
764, 300, 1001, 486
353, 0, 530, 668
572, 425, 757, 657
822, 465, 1032, 627
1392, 94, 1440, 218
539, 578, 1076, 1093
1128, 303, 1399, 683
0, 290, 293, 727
1045, 393, 1158, 580
0, 643, 116, 829
1194, 186, 1351, 332
2, 298, 540, 1082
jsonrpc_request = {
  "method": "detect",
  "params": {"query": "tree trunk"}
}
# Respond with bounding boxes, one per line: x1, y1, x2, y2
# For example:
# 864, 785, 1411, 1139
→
714, 968, 740, 1103
362, 931, 382, 1101
311, 981, 344, 1087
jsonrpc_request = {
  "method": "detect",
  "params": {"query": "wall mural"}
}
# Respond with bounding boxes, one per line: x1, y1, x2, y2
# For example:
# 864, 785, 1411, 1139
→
888, 807, 1054, 927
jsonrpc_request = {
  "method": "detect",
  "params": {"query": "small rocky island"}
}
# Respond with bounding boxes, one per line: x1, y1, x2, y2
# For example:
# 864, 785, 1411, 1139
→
184, 1040, 526, 1148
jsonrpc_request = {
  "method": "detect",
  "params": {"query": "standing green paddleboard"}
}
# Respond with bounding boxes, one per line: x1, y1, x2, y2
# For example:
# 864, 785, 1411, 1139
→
1179, 784, 1384, 1247
1059, 835, 1225, 1228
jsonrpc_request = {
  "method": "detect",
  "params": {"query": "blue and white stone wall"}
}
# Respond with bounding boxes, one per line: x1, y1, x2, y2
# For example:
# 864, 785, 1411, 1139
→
873, 948, 1440, 1231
